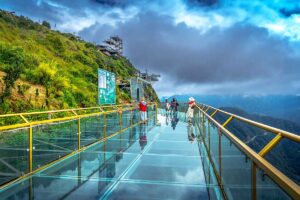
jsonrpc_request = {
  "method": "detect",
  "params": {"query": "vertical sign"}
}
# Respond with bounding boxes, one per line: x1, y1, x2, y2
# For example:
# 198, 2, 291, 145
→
98, 69, 116, 105
130, 78, 145, 102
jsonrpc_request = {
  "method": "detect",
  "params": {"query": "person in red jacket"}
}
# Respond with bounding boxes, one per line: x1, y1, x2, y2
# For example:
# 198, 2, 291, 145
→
139, 97, 147, 124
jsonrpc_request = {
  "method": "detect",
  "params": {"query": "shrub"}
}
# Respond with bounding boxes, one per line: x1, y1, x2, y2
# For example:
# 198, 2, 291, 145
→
0, 44, 25, 100
17, 83, 30, 95
63, 90, 77, 107
46, 35, 65, 55
42, 20, 51, 29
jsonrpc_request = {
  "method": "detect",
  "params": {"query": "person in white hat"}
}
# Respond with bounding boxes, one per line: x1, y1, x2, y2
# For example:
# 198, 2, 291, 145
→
186, 97, 196, 123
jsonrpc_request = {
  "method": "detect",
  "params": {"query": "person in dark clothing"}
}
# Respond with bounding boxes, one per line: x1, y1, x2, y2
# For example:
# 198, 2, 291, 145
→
171, 113, 179, 130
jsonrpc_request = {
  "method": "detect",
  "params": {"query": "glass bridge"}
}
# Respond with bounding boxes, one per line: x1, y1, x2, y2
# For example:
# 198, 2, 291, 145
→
0, 104, 299, 199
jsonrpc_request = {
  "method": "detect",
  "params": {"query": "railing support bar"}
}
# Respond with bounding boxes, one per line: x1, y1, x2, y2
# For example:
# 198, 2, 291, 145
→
222, 116, 233, 127
20, 114, 29, 123
205, 107, 210, 113
258, 133, 283, 157
71, 110, 78, 116
210, 110, 218, 117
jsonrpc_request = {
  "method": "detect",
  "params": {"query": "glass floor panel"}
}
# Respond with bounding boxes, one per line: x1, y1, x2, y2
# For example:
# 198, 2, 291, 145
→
146, 141, 200, 156
123, 154, 205, 184
107, 181, 223, 200
0, 115, 222, 200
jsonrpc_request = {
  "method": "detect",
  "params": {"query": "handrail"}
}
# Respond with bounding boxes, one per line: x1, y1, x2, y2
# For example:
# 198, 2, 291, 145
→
0, 103, 141, 129
197, 103, 300, 143
195, 104, 300, 199
0, 103, 135, 118
0, 106, 139, 131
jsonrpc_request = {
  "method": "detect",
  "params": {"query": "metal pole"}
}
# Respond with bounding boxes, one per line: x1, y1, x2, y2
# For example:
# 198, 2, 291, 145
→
119, 112, 122, 130
78, 154, 81, 185
251, 162, 257, 200
28, 124, 33, 172
130, 110, 133, 126
155, 103, 158, 124
219, 129, 222, 188
77, 117, 81, 149
29, 177, 33, 200
104, 113, 106, 139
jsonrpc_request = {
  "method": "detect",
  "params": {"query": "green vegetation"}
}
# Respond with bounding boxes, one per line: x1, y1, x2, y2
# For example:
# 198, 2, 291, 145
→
0, 10, 158, 114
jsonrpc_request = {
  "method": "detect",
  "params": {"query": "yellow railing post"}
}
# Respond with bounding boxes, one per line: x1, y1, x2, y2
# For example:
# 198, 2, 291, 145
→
208, 118, 210, 152
251, 162, 257, 200
77, 117, 81, 150
130, 109, 133, 126
29, 177, 33, 200
104, 113, 106, 139
218, 127, 222, 181
119, 111, 122, 130
28, 124, 33, 172
155, 103, 158, 123
138, 109, 141, 123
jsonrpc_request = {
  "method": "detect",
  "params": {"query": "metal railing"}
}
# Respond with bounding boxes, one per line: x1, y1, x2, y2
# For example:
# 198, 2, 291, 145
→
0, 103, 158, 190
195, 103, 300, 200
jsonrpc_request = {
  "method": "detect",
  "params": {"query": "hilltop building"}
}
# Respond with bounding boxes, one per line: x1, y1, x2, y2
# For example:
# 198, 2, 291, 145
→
97, 36, 123, 56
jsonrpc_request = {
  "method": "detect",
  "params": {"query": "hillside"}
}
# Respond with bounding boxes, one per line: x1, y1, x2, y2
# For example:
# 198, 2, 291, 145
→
0, 10, 158, 113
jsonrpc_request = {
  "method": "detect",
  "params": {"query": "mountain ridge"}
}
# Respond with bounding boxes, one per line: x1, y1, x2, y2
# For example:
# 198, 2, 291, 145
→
164, 94, 300, 125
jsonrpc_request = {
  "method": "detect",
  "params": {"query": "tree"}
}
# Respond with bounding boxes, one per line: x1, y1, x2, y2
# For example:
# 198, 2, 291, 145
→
42, 20, 51, 29
0, 45, 25, 102
33, 62, 57, 107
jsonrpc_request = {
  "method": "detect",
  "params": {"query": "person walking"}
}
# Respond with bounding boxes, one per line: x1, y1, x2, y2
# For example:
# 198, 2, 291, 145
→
165, 99, 171, 116
139, 97, 147, 124
170, 98, 179, 115
187, 123, 195, 143
186, 97, 195, 124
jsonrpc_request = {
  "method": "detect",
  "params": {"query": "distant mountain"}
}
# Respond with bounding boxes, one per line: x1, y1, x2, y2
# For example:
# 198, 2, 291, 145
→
214, 107, 300, 185
164, 95, 300, 125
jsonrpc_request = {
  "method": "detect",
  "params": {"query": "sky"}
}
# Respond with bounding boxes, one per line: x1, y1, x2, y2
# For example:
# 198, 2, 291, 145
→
1, 0, 300, 97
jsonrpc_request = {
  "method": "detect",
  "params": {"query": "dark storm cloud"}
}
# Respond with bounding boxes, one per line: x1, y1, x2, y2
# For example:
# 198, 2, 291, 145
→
79, 12, 300, 92
93, 0, 140, 7
279, 7, 300, 17
186, 0, 219, 7
1, 0, 63, 22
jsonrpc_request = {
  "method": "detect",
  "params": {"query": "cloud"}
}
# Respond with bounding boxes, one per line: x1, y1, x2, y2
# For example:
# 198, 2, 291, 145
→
1, 0, 300, 96
186, 0, 219, 7
1, 0, 139, 32
175, 167, 204, 184
79, 11, 300, 95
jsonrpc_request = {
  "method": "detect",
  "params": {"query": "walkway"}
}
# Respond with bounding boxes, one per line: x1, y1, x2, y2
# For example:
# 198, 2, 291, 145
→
0, 114, 222, 200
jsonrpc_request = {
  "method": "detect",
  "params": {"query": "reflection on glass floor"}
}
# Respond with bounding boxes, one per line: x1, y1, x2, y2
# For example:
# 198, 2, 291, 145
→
0, 115, 223, 200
